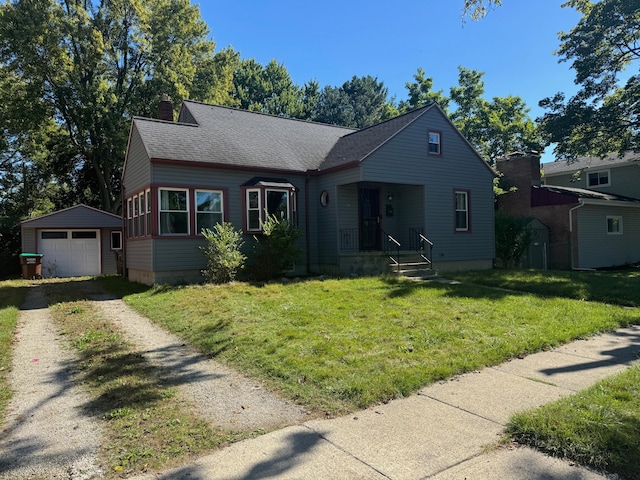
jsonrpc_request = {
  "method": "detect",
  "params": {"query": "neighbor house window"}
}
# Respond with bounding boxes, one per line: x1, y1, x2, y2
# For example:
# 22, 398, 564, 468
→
159, 188, 189, 235
588, 170, 610, 187
111, 231, 122, 250
428, 131, 441, 155
455, 191, 469, 231
607, 216, 622, 235
196, 190, 224, 234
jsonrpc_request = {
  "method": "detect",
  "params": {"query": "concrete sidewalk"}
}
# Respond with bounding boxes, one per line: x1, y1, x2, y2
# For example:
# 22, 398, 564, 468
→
135, 325, 640, 479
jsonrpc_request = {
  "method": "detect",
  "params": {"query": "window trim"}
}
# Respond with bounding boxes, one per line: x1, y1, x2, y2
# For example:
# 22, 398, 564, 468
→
428, 131, 442, 156
606, 215, 623, 235
242, 184, 296, 233
110, 230, 123, 250
195, 189, 225, 235
159, 188, 190, 236
587, 170, 610, 188
245, 188, 262, 232
454, 190, 470, 233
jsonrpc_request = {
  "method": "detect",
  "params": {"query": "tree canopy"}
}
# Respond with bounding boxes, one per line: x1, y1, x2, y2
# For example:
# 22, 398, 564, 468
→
539, 0, 640, 158
0, 0, 235, 214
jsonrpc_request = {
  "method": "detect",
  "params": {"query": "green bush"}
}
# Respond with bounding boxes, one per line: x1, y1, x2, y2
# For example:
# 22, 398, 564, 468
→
252, 214, 301, 280
495, 210, 533, 268
200, 223, 246, 283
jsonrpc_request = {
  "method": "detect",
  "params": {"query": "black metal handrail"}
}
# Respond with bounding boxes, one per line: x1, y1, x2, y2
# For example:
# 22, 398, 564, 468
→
409, 227, 433, 267
382, 229, 401, 272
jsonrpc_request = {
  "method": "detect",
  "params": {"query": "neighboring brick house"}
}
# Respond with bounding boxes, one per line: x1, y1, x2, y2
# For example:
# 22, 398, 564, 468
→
496, 153, 640, 270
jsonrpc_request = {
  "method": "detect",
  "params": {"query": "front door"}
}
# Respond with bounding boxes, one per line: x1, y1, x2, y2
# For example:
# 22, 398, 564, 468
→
359, 187, 380, 251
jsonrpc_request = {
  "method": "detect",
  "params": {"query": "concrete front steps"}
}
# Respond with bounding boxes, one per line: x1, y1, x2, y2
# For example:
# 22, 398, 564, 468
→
389, 253, 438, 280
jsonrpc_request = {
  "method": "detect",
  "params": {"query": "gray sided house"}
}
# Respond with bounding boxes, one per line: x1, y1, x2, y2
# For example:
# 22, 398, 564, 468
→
122, 100, 496, 285
20, 204, 123, 278
497, 154, 640, 270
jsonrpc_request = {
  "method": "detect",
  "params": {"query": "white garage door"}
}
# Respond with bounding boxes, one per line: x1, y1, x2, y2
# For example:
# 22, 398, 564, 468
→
39, 230, 100, 277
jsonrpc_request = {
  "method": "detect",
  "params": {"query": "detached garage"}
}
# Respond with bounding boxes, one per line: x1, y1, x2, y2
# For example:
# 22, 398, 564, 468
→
20, 204, 123, 278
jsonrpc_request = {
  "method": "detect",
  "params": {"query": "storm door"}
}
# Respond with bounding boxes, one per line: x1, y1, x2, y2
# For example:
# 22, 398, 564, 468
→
358, 187, 381, 251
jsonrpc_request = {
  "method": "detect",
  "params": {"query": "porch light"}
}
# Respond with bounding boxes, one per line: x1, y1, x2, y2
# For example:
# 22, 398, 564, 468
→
387, 192, 393, 201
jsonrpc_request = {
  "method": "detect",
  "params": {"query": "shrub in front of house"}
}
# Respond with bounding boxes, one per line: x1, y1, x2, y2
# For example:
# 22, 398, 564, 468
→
252, 214, 301, 280
201, 223, 246, 284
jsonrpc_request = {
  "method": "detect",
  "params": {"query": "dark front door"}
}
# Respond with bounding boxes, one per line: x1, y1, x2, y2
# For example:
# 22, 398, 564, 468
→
359, 187, 380, 251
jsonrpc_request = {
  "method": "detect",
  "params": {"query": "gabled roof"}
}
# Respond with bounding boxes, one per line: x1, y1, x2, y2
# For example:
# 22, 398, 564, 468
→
543, 152, 640, 176
20, 204, 122, 228
535, 184, 640, 205
318, 105, 432, 170
132, 101, 355, 173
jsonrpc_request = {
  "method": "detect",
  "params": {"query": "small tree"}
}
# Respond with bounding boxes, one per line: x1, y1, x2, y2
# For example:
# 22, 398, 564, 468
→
201, 223, 246, 284
495, 211, 533, 268
252, 214, 302, 280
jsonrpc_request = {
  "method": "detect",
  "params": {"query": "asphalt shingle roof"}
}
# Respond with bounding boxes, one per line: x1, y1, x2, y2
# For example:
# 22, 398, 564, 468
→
132, 101, 436, 173
543, 152, 640, 175
536, 184, 640, 204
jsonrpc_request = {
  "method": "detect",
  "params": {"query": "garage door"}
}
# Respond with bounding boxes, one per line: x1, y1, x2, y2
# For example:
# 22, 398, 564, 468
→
39, 230, 100, 277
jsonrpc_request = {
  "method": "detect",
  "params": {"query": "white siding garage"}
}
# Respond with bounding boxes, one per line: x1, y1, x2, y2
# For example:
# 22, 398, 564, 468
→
39, 230, 101, 277
20, 204, 123, 278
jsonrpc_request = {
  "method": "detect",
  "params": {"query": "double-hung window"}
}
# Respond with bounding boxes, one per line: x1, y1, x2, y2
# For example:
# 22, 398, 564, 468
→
133, 195, 139, 237
127, 198, 133, 238
138, 194, 145, 237
159, 188, 189, 235
246, 189, 262, 231
455, 191, 469, 232
196, 190, 224, 233
428, 131, 441, 155
145, 189, 151, 236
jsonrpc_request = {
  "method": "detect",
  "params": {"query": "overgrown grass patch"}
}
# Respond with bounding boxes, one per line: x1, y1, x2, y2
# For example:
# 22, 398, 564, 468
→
99, 276, 637, 415
0, 280, 29, 417
508, 366, 640, 479
44, 280, 239, 477
450, 268, 640, 307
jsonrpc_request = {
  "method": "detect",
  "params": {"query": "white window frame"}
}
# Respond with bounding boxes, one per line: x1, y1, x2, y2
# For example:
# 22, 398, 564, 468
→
587, 170, 610, 188
127, 198, 133, 238
145, 189, 151, 236
265, 188, 290, 221
607, 215, 623, 235
428, 131, 441, 155
138, 193, 145, 237
246, 188, 262, 232
455, 191, 469, 232
159, 188, 190, 235
196, 189, 224, 234
133, 194, 139, 237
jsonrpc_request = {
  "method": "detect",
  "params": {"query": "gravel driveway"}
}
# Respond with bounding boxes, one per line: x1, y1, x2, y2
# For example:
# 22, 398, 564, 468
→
0, 281, 308, 479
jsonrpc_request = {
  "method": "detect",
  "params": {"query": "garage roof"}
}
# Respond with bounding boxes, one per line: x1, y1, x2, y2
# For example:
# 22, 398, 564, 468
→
20, 204, 122, 229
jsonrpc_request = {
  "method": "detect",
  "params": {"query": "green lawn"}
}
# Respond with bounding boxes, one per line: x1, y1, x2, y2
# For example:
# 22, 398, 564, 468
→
100, 275, 637, 415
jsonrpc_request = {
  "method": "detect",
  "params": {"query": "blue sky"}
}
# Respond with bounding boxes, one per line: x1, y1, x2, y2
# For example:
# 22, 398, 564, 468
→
197, 1, 584, 161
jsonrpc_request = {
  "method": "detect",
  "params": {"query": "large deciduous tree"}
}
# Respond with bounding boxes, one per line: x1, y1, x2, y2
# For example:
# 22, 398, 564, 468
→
0, 0, 233, 214
398, 67, 450, 113
539, 0, 640, 159
449, 67, 546, 163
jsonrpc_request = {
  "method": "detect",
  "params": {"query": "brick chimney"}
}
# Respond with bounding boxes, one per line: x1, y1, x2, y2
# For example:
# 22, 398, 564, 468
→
495, 152, 542, 215
157, 94, 174, 122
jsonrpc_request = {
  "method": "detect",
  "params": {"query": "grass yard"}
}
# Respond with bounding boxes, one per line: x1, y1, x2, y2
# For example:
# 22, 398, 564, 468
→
100, 275, 638, 415
450, 268, 640, 306
0, 280, 29, 417
508, 365, 640, 479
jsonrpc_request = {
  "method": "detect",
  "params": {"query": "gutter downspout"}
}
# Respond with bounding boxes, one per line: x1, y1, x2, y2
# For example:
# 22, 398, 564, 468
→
568, 201, 584, 270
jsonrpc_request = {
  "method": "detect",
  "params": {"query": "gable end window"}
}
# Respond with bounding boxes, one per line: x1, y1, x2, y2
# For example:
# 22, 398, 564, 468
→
607, 216, 622, 235
428, 131, 441, 155
588, 170, 610, 188
455, 190, 469, 232
159, 188, 189, 235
